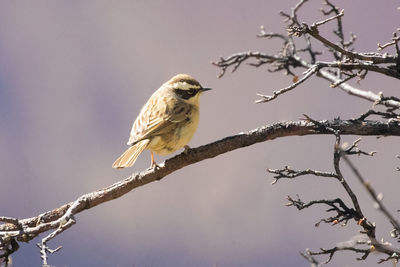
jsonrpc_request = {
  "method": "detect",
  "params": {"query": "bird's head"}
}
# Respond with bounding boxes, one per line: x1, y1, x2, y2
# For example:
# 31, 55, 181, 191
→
167, 74, 211, 104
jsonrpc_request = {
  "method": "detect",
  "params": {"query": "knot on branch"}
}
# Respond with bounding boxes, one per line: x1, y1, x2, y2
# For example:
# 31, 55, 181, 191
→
287, 24, 314, 37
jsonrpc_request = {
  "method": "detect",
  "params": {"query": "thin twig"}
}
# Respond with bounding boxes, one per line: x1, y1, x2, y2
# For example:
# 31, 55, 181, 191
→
268, 165, 338, 185
377, 32, 400, 51
314, 9, 344, 27
255, 65, 319, 103
300, 249, 320, 267
342, 138, 376, 156
341, 152, 400, 233
329, 73, 357, 88
309, 245, 371, 263
286, 195, 357, 226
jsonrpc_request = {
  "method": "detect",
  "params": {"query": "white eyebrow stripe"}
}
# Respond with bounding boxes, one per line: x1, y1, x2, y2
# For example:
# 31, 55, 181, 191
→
171, 82, 201, 90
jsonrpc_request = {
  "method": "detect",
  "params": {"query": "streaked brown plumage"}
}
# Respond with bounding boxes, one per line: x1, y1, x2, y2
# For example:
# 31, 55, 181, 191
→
112, 74, 211, 169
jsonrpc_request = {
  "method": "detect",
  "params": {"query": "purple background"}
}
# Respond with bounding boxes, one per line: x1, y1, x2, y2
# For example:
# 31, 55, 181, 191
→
0, 1, 399, 266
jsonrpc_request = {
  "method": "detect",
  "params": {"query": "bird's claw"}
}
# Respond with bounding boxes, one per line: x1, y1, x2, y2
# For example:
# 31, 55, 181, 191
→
183, 145, 191, 154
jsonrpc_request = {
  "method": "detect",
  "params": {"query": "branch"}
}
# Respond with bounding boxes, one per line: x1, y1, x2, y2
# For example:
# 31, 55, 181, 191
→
342, 138, 376, 156
276, 136, 400, 263
356, 109, 400, 121
309, 244, 371, 264
286, 196, 357, 226
300, 249, 320, 267
292, 55, 400, 109
377, 31, 400, 52
268, 165, 338, 185
212, 52, 280, 78
213, 2, 400, 107
213, 51, 400, 109
255, 65, 319, 103
288, 23, 398, 65
341, 152, 400, 233
317, 68, 400, 109
314, 8, 344, 27
1, 119, 400, 264
314, 60, 400, 80
293, 57, 400, 111
1, 120, 399, 230
211, 1, 400, 265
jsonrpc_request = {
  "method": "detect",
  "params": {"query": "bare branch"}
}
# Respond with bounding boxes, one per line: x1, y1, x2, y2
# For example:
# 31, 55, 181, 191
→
333, 134, 364, 221
300, 249, 320, 267
316, 67, 400, 108
286, 195, 357, 226
329, 73, 357, 88
377, 253, 400, 264
314, 9, 344, 28
279, 0, 309, 27
212, 1, 400, 265
213, 50, 400, 109
288, 23, 398, 65
309, 245, 371, 264
257, 25, 289, 43
356, 109, 400, 121
321, 0, 346, 53
255, 65, 319, 103
268, 165, 338, 185
313, 60, 400, 80
5, 119, 400, 266
377, 32, 400, 52
342, 138, 377, 156
212, 52, 280, 78
1, 120, 398, 242
340, 152, 400, 234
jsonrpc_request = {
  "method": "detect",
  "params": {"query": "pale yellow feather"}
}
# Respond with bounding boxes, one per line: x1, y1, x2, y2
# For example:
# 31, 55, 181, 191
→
112, 139, 150, 168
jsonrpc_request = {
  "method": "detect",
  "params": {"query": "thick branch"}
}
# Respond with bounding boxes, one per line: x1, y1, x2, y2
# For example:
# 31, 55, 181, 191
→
1, 119, 400, 237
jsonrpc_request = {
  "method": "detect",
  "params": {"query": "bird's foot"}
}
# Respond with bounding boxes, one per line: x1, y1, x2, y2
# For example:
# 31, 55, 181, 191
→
150, 151, 160, 170
183, 145, 191, 154
150, 162, 160, 170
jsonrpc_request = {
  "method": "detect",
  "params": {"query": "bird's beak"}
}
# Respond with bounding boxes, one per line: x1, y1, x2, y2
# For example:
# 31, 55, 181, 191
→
201, 87, 212, 92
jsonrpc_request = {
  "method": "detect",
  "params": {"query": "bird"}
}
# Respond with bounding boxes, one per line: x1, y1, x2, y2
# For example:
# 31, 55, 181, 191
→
112, 74, 211, 169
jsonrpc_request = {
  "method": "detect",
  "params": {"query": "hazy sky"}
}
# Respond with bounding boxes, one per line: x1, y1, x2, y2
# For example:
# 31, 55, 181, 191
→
0, 1, 399, 266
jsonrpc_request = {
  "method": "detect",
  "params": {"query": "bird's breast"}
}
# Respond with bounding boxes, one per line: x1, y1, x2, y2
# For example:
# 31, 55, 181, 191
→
148, 109, 199, 155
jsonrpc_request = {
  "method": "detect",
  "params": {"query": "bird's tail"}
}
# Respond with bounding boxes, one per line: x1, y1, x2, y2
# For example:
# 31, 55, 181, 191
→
112, 139, 150, 169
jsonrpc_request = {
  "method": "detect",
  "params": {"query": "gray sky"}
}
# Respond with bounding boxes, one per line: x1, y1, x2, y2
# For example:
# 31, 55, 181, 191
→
0, 1, 399, 266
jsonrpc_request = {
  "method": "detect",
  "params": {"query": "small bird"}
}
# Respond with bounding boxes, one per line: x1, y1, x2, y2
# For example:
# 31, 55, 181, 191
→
112, 74, 211, 169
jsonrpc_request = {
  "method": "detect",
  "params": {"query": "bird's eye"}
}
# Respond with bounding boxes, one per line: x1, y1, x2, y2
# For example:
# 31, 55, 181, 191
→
174, 88, 197, 100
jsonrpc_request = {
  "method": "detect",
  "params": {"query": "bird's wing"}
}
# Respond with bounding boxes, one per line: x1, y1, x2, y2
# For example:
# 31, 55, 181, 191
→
127, 94, 191, 145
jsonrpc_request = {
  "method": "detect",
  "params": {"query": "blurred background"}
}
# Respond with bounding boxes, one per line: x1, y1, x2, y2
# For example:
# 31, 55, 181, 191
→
0, 0, 399, 266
